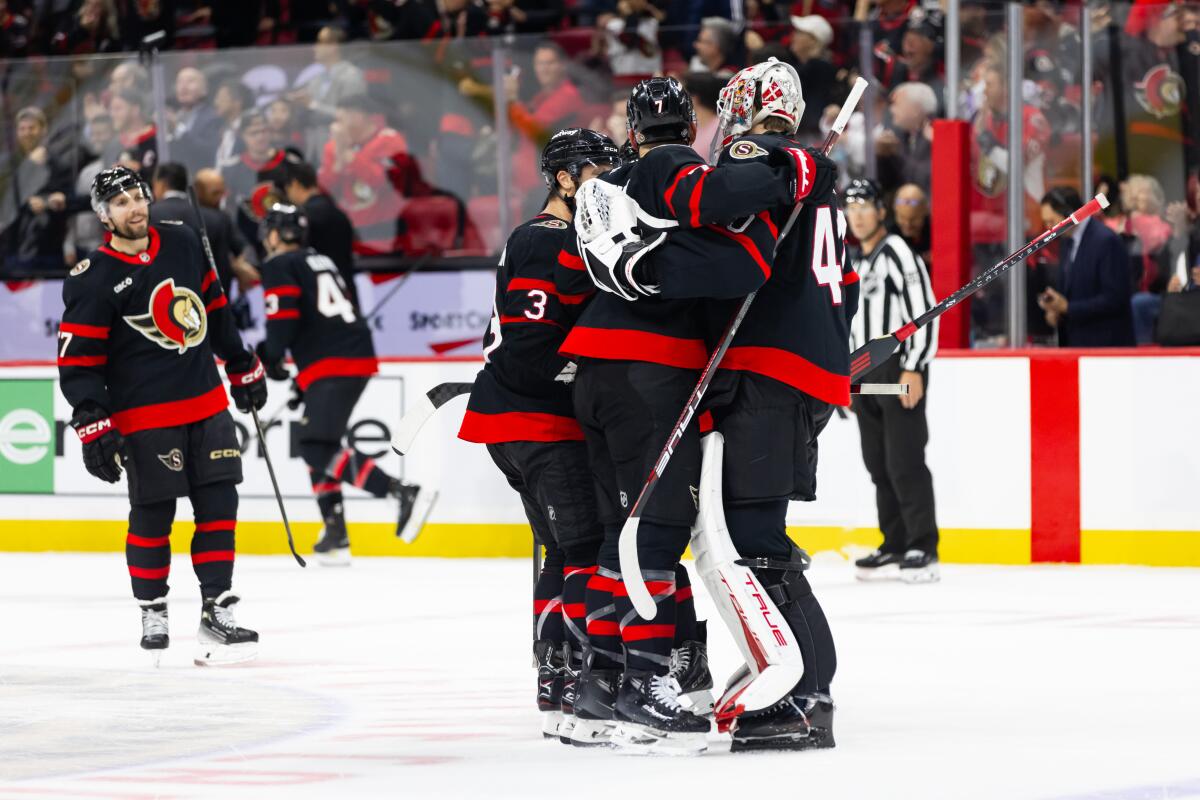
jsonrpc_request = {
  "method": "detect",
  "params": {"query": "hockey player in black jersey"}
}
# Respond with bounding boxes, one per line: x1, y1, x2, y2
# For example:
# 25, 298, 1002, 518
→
58, 166, 268, 665
457, 129, 620, 744
254, 204, 431, 565
555, 77, 817, 754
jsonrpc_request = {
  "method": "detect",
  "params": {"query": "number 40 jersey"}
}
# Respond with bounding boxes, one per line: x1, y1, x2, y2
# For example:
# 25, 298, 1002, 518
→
259, 248, 378, 390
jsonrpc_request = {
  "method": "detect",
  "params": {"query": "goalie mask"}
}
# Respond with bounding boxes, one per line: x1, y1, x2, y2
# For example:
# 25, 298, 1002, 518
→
90, 166, 153, 224
716, 58, 805, 148
540, 128, 622, 192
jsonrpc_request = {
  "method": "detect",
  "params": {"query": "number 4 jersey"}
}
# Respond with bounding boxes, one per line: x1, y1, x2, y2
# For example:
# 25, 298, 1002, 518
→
259, 248, 378, 390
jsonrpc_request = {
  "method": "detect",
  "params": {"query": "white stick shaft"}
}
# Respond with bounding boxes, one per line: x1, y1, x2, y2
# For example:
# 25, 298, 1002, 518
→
831, 77, 868, 135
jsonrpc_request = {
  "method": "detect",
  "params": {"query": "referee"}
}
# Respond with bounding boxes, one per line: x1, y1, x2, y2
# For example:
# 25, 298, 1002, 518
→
844, 179, 940, 583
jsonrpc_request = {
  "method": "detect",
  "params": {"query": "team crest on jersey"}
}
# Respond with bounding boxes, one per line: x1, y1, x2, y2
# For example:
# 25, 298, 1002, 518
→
728, 141, 768, 160
249, 182, 286, 220
157, 448, 184, 472
1134, 64, 1184, 119
70, 259, 90, 276
532, 218, 568, 229
123, 278, 208, 354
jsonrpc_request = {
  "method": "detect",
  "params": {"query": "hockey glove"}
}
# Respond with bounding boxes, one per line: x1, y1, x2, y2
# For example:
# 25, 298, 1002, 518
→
581, 233, 663, 301
71, 406, 126, 484
225, 352, 268, 413
773, 146, 838, 204
286, 379, 304, 411
255, 340, 290, 382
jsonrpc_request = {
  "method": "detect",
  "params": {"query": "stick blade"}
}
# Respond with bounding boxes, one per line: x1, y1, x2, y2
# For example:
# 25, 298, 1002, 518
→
617, 514, 657, 620
849, 335, 902, 383
391, 392, 437, 456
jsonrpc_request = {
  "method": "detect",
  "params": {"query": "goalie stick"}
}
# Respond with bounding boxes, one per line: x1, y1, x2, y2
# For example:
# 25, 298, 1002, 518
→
390, 382, 475, 456
849, 194, 1110, 382
619, 77, 869, 620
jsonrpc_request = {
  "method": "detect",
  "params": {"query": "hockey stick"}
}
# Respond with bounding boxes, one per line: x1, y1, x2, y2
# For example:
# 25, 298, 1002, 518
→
620, 78, 869, 620
848, 194, 1110, 382
188, 186, 306, 568
390, 381, 474, 456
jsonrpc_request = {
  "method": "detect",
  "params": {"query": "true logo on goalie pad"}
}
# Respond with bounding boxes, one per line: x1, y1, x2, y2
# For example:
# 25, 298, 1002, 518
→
728, 141, 768, 160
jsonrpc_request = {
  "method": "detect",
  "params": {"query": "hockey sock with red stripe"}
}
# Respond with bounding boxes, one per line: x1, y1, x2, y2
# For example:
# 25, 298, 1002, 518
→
615, 521, 689, 675
329, 447, 393, 498
190, 481, 238, 600
561, 541, 600, 658
534, 541, 565, 645
301, 442, 345, 518
585, 566, 623, 669
127, 499, 176, 601
674, 563, 698, 644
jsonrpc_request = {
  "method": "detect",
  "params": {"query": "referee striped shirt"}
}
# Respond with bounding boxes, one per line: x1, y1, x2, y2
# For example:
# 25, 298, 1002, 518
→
849, 234, 938, 372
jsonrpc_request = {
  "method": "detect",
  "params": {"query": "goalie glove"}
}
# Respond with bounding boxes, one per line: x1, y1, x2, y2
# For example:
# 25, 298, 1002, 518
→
580, 232, 663, 301
575, 176, 674, 301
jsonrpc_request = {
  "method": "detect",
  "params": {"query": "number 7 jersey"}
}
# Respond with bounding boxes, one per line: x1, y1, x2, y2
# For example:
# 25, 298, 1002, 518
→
259, 248, 378, 390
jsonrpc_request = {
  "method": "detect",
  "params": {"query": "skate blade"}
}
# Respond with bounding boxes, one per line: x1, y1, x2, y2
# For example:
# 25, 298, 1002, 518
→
611, 722, 708, 756
730, 728, 836, 753
398, 489, 438, 543
900, 565, 941, 584
855, 564, 901, 582
193, 640, 259, 666
681, 689, 715, 717
557, 714, 577, 745
569, 717, 615, 747
541, 710, 564, 739
314, 548, 352, 567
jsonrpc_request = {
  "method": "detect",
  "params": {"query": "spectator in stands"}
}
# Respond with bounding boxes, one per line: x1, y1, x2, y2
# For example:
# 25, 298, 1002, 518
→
222, 108, 292, 254
870, 0, 916, 79
789, 14, 842, 138
1037, 186, 1135, 347
0, 0, 32, 57
195, 166, 233, 213
599, 0, 663, 78
108, 61, 149, 96
684, 71, 721, 158
69, 112, 116, 259
506, 40, 584, 139
213, 78, 254, 168
187, 0, 277, 48
51, 0, 120, 54
0, 107, 75, 274
889, 5, 944, 115
435, 0, 490, 38
876, 81, 934, 192
110, 89, 158, 178
284, 159, 358, 302
891, 182, 931, 264
168, 67, 224, 174
486, 0, 564, 35
742, 0, 790, 51
690, 17, 741, 78
319, 93, 431, 255
265, 97, 306, 153
289, 26, 367, 150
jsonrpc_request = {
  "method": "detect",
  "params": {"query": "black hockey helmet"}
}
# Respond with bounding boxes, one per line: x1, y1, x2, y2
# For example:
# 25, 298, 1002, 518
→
90, 165, 152, 218
844, 177, 883, 207
540, 128, 622, 190
260, 203, 309, 246
626, 77, 696, 146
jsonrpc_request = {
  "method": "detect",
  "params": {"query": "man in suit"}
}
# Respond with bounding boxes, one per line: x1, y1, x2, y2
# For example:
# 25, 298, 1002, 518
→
1038, 187, 1136, 347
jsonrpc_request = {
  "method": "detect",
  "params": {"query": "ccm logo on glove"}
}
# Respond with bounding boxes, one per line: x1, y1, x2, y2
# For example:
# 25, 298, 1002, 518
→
229, 361, 265, 385
74, 417, 114, 443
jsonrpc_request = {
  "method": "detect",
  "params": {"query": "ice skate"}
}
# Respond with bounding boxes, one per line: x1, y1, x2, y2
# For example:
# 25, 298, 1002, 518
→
313, 512, 351, 567
391, 480, 437, 543
138, 598, 169, 665
899, 550, 940, 583
570, 659, 619, 747
730, 692, 835, 752
558, 644, 581, 744
612, 670, 709, 755
194, 592, 259, 666
669, 620, 713, 716
855, 549, 902, 581
534, 640, 565, 739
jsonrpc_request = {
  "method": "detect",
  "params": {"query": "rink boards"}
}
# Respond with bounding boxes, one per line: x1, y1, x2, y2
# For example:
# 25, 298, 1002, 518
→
0, 350, 1196, 566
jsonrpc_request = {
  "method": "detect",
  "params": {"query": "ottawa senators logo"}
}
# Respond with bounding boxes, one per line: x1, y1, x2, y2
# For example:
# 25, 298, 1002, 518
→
248, 182, 285, 221
728, 141, 769, 160
123, 278, 208, 354
157, 448, 184, 472
1134, 64, 1184, 119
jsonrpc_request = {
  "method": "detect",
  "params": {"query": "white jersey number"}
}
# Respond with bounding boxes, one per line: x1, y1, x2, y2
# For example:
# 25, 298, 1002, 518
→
811, 206, 844, 306
525, 289, 548, 320
307, 254, 356, 323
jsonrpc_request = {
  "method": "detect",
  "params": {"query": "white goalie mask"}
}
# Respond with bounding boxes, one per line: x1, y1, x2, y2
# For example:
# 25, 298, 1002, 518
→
715, 57, 805, 149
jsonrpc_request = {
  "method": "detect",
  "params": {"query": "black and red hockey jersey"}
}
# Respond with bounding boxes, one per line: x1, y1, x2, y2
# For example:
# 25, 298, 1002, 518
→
258, 248, 378, 391
555, 143, 798, 369
221, 149, 291, 254
705, 134, 859, 407
459, 214, 586, 445
58, 223, 250, 433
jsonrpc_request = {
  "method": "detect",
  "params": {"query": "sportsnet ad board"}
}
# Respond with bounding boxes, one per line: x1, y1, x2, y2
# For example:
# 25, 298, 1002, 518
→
0, 380, 56, 494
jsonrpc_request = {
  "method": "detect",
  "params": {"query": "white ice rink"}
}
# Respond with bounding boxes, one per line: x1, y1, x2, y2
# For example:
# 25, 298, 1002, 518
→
1, 553, 1198, 800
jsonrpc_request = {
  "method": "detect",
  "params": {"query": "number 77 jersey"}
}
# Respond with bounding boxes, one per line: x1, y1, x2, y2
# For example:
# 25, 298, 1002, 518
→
259, 248, 379, 391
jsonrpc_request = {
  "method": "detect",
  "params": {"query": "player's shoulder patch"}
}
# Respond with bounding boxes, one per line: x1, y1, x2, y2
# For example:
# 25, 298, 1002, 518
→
531, 218, 568, 230
158, 219, 184, 226
728, 140, 769, 160
69, 258, 91, 276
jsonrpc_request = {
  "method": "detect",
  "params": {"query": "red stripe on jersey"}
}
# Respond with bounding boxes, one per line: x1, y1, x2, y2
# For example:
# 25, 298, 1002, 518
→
100, 227, 161, 265
843, 270, 860, 285
688, 167, 711, 227
196, 520, 236, 533
507, 278, 588, 305
587, 620, 620, 636
112, 385, 228, 434
127, 534, 170, 548
268, 309, 301, 320
557, 250, 585, 271
58, 355, 107, 367
201, 268, 218, 293
560, 326, 708, 370
129, 565, 170, 579
296, 357, 380, 390
705, 222, 771, 279
458, 409, 584, 444
265, 285, 302, 298
59, 322, 110, 339
206, 295, 228, 313
698, 410, 713, 434
499, 315, 565, 329
664, 164, 705, 211
191, 550, 235, 565
721, 346, 851, 407
622, 624, 676, 642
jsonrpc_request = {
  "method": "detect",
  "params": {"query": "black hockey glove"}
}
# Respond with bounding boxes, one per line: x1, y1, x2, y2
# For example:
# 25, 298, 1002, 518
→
71, 405, 126, 484
771, 145, 838, 205
255, 340, 290, 382
225, 351, 268, 413
581, 234, 663, 301
286, 379, 304, 411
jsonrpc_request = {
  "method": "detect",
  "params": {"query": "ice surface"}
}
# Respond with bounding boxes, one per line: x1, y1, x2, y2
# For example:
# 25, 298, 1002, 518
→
1, 553, 1198, 799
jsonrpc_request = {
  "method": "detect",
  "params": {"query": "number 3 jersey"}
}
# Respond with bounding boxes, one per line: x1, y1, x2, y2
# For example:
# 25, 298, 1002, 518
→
58, 223, 250, 433
457, 214, 586, 445
259, 248, 378, 390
